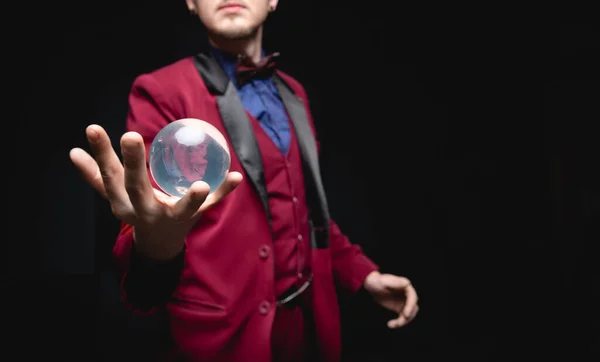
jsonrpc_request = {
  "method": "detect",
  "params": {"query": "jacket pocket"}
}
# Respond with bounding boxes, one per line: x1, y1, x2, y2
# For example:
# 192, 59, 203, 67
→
169, 296, 226, 314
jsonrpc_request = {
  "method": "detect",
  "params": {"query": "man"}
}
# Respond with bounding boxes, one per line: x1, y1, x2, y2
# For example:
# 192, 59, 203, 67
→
70, 0, 419, 361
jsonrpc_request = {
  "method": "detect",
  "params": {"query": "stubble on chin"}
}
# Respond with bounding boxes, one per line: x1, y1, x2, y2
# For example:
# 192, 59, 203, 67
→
211, 24, 259, 41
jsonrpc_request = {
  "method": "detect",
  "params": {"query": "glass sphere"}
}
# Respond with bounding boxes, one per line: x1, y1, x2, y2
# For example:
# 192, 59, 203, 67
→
149, 118, 231, 198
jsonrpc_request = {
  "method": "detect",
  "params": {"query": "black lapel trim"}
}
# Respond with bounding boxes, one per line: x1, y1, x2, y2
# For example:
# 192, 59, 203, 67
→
273, 75, 330, 248
192, 51, 272, 225
193, 52, 229, 95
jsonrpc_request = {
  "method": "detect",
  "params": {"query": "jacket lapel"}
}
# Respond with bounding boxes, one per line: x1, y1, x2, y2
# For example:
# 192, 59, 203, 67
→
192, 51, 330, 247
193, 51, 271, 224
273, 76, 330, 248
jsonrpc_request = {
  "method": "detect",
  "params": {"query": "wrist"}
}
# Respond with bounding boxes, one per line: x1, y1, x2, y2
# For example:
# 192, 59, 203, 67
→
363, 270, 381, 293
133, 228, 185, 262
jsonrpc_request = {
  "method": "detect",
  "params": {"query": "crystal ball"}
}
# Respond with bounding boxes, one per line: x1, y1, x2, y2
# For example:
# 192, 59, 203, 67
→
149, 118, 231, 198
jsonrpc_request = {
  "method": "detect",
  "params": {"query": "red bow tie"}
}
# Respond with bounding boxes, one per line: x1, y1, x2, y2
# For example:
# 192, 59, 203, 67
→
236, 52, 279, 86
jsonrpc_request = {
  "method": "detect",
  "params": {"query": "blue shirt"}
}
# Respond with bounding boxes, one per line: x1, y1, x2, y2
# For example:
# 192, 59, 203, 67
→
211, 47, 291, 155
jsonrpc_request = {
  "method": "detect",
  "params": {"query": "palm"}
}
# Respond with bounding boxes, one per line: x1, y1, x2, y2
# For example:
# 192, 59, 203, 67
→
372, 288, 406, 313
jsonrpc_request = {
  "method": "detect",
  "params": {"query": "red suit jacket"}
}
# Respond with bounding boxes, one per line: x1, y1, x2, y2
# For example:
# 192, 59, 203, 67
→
112, 51, 378, 361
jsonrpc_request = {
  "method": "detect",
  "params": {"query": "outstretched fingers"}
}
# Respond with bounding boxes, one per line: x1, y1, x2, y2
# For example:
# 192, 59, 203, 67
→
72, 124, 132, 212
171, 171, 243, 221
121, 132, 156, 213
201, 171, 244, 211
69, 147, 108, 198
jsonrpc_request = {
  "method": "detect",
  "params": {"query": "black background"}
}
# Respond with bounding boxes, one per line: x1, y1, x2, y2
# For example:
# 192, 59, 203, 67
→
5, 2, 599, 361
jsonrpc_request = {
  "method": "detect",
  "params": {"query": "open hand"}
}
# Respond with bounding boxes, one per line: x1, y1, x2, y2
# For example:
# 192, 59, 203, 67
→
364, 271, 419, 329
69, 124, 243, 259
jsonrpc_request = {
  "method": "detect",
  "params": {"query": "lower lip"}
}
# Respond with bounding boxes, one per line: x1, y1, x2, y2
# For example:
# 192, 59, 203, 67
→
220, 5, 244, 12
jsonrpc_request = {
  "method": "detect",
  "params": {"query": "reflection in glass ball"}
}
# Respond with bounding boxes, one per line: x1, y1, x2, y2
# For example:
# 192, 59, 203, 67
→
149, 118, 230, 198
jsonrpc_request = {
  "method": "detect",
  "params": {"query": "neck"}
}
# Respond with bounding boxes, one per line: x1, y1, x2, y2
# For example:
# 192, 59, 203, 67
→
208, 27, 264, 64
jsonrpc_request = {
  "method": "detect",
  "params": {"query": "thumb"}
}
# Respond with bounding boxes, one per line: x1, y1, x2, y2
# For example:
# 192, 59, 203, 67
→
199, 171, 243, 212
172, 180, 211, 220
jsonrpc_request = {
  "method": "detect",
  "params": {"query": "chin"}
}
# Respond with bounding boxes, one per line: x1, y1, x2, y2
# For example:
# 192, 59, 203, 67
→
213, 25, 258, 40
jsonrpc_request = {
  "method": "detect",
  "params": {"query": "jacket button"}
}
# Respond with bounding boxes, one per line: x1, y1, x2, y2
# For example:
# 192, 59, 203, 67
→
259, 301, 271, 315
258, 245, 270, 259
